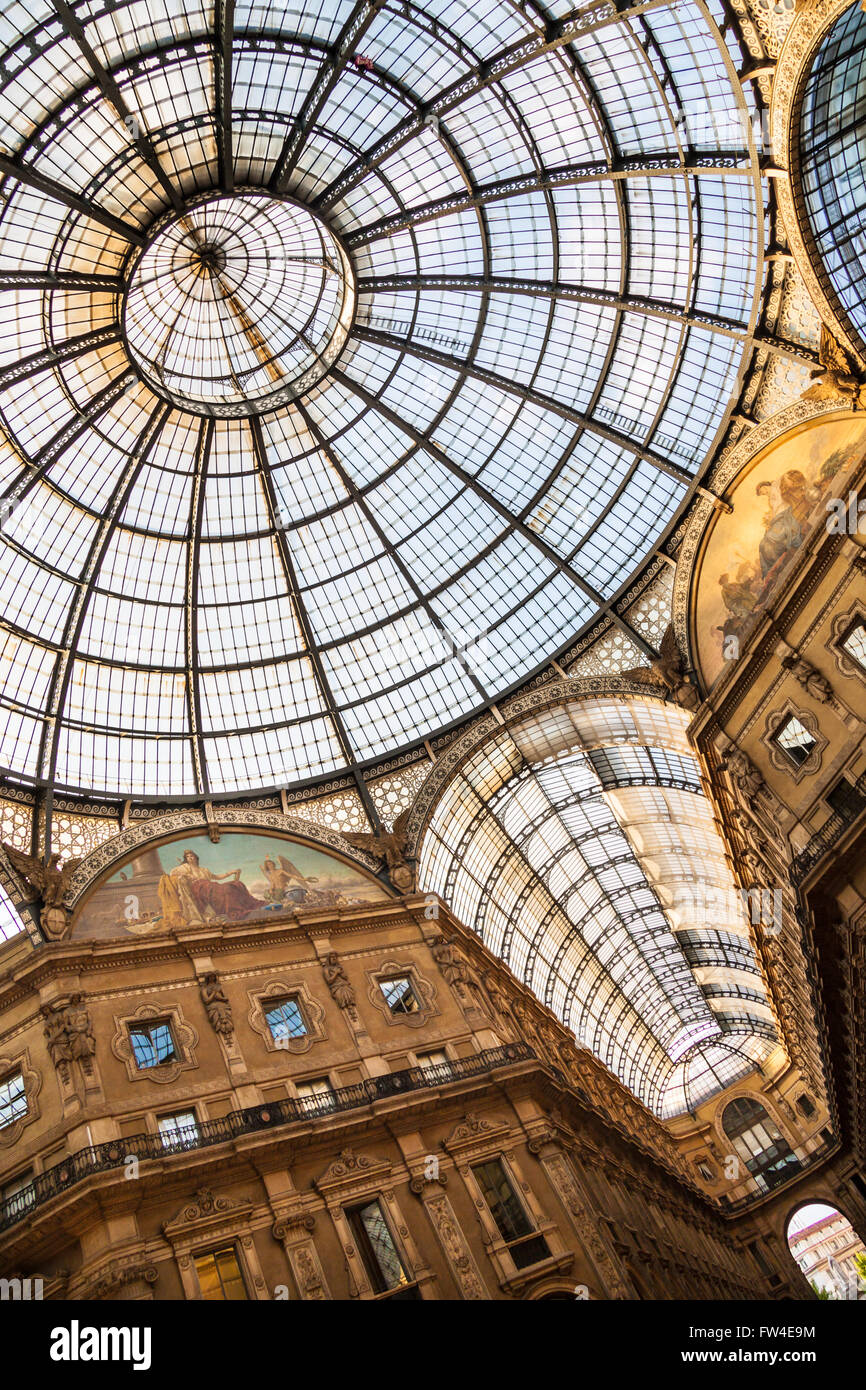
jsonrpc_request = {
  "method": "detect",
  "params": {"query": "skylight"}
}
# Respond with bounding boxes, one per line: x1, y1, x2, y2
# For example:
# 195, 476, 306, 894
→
0, 0, 761, 800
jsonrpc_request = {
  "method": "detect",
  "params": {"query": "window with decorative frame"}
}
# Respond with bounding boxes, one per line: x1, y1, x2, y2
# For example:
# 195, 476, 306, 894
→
264, 996, 308, 1045
472, 1157, 551, 1270
345, 1198, 420, 1300
378, 975, 421, 1016
839, 617, 866, 671
111, 1003, 199, 1085
247, 980, 325, 1054
772, 714, 818, 768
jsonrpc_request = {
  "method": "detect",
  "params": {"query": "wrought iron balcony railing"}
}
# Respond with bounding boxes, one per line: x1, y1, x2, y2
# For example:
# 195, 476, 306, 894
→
791, 770, 866, 886
0, 1042, 534, 1235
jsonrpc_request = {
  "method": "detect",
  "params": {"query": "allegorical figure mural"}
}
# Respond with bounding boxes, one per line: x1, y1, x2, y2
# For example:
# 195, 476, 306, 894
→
72, 831, 389, 941
695, 414, 866, 687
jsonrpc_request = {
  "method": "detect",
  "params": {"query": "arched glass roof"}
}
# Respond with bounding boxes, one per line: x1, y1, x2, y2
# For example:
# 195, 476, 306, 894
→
0, 0, 760, 800
418, 697, 777, 1117
799, 1, 866, 355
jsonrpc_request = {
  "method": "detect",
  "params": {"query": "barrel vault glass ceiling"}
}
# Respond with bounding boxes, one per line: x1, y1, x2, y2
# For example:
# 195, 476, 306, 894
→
0, 0, 763, 801
419, 697, 778, 1117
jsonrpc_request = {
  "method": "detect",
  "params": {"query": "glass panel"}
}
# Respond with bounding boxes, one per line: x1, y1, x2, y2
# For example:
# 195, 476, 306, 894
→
473, 1159, 534, 1243
193, 1247, 248, 1301
774, 715, 817, 766
349, 1199, 412, 1293
129, 1022, 177, 1069
379, 976, 420, 1014
264, 997, 307, 1042
841, 620, 866, 669
721, 1098, 801, 1192
0, 1072, 27, 1128
800, 4, 866, 349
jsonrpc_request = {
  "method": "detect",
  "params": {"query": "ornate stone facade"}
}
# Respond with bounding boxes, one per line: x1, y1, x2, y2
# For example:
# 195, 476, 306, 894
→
0, 892, 775, 1300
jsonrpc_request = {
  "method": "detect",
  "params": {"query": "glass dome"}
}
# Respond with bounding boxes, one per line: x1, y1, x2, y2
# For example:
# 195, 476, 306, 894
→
0, 0, 761, 800
799, 1, 866, 355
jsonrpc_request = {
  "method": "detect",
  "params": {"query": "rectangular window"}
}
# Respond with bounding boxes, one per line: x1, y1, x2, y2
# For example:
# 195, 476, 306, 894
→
158, 1111, 199, 1151
472, 1158, 550, 1270
841, 617, 866, 669
772, 715, 817, 767
346, 1199, 419, 1299
264, 996, 307, 1043
193, 1247, 248, 1301
415, 1049, 449, 1075
379, 976, 420, 1015
0, 1071, 26, 1129
1, 1170, 35, 1223
825, 776, 866, 821
128, 1020, 177, 1070
295, 1076, 336, 1114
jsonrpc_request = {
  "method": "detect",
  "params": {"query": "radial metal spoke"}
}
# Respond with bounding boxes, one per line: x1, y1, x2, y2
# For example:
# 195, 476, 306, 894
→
0, 153, 145, 245
0, 325, 121, 390
270, 0, 387, 192
347, 325, 693, 485
357, 272, 750, 339
0, 271, 122, 292
345, 152, 753, 245
0, 372, 136, 509
185, 419, 213, 796
315, 0, 684, 210
247, 415, 380, 827
333, 365, 656, 658
215, 0, 235, 191
37, 403, 172, 834
49, 0, 184, 212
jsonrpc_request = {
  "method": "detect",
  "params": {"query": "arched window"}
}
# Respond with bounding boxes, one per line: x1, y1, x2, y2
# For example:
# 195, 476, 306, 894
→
721, 1097, 801, 1193
786, 1203, 866, 1300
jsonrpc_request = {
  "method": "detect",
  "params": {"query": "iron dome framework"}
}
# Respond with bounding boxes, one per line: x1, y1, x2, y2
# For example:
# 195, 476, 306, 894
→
0, 0, 766, 810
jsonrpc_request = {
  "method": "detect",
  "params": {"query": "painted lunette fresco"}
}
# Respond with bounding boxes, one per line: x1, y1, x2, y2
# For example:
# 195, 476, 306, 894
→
694, 414, 866, 688
72, 831, 389, 941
